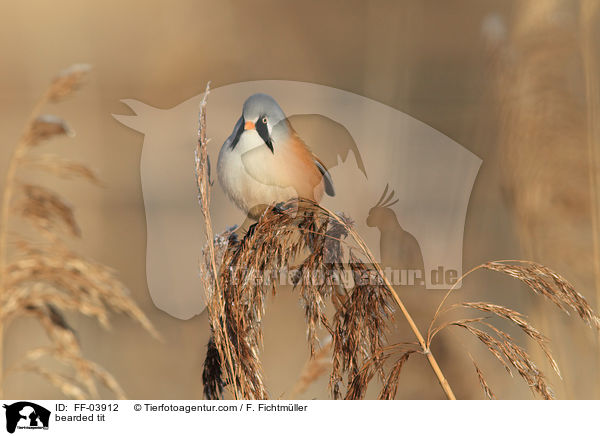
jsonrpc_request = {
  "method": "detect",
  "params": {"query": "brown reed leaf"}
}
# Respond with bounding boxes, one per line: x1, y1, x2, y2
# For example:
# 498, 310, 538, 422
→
23, 305, 80, 355
86, 362, 127, 400
17, 364, 87, 400
24, 155, 102, 185
483, 261, 600, 328
20, 347, 127, 400
378, 352, 413, 400
6, 242, 159, 339
470, 357, 496, 400
48, 64, 91, 102
25, 115, 73, 147
16, 184, 80, 237
462, 301, 560, 376
343, 343, 418, 400
344, 354, 382, 400
451, 322, 513, 375
20, 346, 97, 398
329, 250, 394, 398
45, 303, 75, 333
0, 283, 109, 328
453, 320, 554, 399
498, 331, 554, 400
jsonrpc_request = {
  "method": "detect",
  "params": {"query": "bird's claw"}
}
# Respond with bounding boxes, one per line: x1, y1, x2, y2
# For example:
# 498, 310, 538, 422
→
272, 201, 291, 215
227, 231, 239, 245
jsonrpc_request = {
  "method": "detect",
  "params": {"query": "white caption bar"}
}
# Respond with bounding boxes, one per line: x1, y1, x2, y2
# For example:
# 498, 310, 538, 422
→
0, 400, 595, 435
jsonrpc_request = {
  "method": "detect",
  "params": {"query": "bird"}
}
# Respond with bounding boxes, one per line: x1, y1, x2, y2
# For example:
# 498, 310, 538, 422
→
217, 93, 335, 221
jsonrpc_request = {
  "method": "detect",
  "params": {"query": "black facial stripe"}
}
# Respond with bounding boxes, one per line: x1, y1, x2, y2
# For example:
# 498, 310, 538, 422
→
255, 115, 273, 153
229, 117, 245, 150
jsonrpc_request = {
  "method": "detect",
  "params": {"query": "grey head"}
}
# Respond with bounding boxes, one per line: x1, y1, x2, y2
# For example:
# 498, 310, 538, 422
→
242, 93, 287, 125
227, 93, 291, 153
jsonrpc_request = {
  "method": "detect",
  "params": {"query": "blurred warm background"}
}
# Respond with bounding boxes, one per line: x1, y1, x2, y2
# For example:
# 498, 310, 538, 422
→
0, 0, 599, 399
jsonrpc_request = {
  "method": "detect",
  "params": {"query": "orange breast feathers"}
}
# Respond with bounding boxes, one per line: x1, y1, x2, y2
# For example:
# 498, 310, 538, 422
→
275, 131, 327, 202
237, 127, 331, 205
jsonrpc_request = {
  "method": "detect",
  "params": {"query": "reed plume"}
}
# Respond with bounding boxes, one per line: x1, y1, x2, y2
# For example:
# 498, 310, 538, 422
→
0, 65, 159, 399
197, 86, 600, 400
427, 260, 600, 399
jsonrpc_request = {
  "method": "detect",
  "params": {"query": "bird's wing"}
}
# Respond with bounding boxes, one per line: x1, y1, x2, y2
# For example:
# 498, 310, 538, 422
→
313, 154, 335, 197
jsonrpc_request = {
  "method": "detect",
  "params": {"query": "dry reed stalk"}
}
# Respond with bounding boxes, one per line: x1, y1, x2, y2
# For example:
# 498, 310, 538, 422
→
580, 0, 600, 398
581, 0, 600, 318
0, 65, 158, 399
195, 84, 244, 399
493, 0, 596, 398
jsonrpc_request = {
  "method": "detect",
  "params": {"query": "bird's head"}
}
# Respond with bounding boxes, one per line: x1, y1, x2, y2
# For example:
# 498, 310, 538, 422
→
230, 93, 290, 153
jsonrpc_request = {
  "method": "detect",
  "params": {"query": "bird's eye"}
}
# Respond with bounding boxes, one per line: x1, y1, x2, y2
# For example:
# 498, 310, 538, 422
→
262, 116, 267, 124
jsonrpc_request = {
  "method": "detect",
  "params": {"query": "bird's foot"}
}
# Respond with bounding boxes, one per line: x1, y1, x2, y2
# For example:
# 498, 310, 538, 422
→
272, 201, 290, 215
227, 231, 240, 246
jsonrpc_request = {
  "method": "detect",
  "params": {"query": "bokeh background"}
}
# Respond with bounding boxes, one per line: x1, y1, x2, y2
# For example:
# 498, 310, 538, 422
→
0, 0, 598, 399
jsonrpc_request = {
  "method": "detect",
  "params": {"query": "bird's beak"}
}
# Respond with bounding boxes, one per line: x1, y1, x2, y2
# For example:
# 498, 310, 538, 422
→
244, 121, 255, 130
